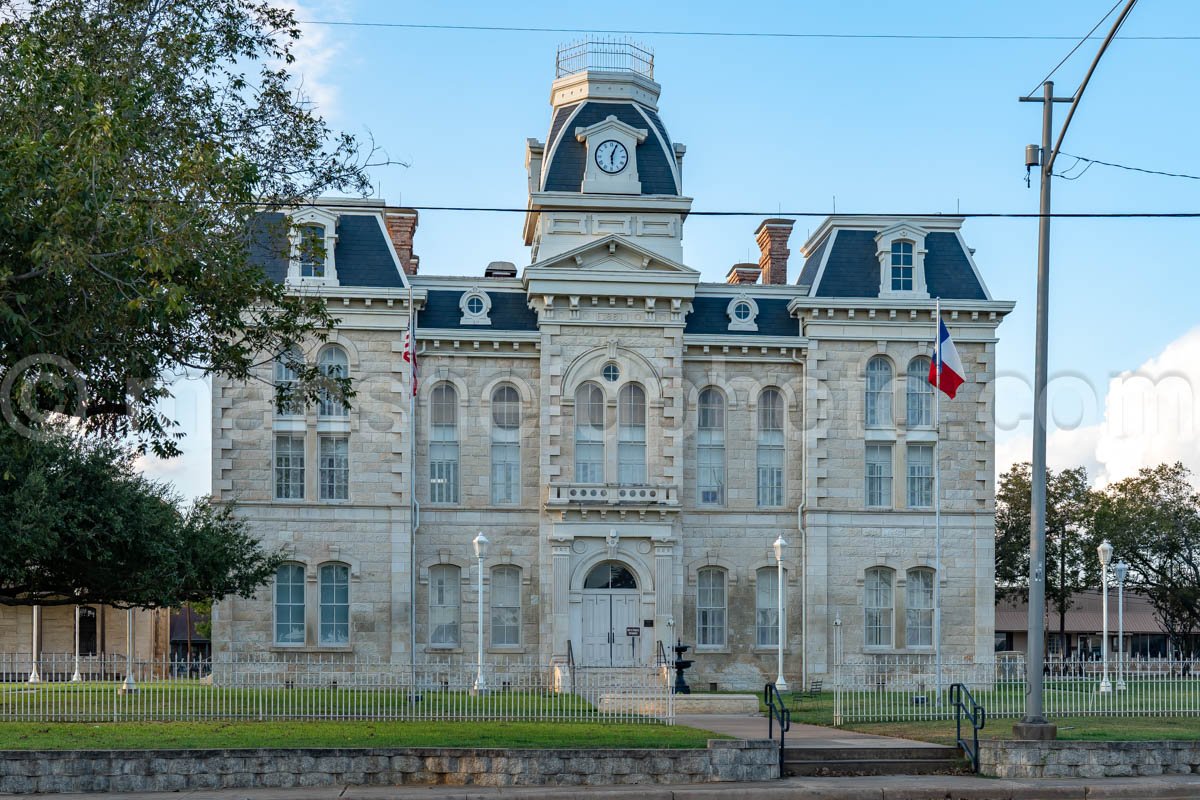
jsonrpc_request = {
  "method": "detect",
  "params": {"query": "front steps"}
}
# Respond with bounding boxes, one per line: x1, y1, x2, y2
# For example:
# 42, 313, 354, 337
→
783, 744, 967, 777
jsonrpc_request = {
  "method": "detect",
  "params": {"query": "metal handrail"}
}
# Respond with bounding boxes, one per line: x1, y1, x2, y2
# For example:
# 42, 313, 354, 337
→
949, 683, 986, 773
763, 682, 791, 778
656, 640, 668, 668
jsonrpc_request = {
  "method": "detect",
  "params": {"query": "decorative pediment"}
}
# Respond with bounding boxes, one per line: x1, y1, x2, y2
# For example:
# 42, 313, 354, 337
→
575, 115, 649, 145
529, 235, 697, 276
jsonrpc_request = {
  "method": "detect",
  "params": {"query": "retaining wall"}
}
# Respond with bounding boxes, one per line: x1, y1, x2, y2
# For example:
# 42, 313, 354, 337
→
0, 740, 776, 793
981, 740, 1200, 779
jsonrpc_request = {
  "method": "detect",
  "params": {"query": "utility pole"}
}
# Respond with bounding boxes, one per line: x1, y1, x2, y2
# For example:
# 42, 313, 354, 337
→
1015, 0, 1137, 741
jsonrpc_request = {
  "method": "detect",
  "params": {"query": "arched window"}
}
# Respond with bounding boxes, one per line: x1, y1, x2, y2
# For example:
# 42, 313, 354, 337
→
274, 563, 306, 646
318, 563, 349, 646
491, 385, 520, 504
618, 383, 647, 484
866, 357, 893, 428
756, 567, 783, 647
490, 565, 521, 647
697, 388, 726, 505
317, 346, 349, 417
890, 240, 914, 291
865, 567, 894, 648
274, 347, 304, 416
583, 562, 638, 590
298, 223, 326, 278
906, 357, 933, 428
575, 383, 606, 483
697, 567, 727, 647
429, 564, 460, 647
757, 389, 785, 507
429, 384, 459, 503
905, 568, 935, 648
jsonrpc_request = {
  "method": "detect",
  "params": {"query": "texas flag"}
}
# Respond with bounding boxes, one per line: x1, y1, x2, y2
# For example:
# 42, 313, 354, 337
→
928, 319, 965, 399
402, 330, 418, 396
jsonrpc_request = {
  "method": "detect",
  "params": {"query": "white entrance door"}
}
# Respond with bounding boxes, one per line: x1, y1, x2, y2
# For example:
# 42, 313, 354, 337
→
581, 592, 641, 666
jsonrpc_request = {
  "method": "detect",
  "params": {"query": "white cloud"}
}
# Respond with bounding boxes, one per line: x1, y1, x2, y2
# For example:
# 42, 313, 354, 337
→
279, 1, 344, 119
134, 375, 212, 503
997, 326, 1200, 487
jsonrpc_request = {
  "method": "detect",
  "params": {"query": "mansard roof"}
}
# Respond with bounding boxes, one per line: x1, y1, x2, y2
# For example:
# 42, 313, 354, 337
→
419, 288, 538, 331
541, 101, 679, 196
247, 209, 409, 289
798, 218, 990, 301
684, 295, 797, 337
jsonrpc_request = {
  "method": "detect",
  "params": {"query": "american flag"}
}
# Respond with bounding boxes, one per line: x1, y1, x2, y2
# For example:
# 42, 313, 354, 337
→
402, 329, 418, 397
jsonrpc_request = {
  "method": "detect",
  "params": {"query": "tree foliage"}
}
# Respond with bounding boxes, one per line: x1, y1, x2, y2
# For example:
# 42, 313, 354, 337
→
995, 462, 1098, 646
0, 424, 283, 606
1092, 463, 1200, 653
0, 0, 378, 456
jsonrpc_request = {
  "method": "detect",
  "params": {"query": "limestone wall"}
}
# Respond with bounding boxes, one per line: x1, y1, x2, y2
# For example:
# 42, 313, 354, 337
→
980, 740, 1200, 779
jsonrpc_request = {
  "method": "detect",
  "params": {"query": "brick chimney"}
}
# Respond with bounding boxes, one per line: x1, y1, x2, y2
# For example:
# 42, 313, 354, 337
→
384, 210, 419, 275
755, 218, 794, 285
725, 262, 762, 284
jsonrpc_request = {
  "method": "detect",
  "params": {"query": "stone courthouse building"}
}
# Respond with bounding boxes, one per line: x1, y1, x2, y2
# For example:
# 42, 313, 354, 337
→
211, 44, 1013, 688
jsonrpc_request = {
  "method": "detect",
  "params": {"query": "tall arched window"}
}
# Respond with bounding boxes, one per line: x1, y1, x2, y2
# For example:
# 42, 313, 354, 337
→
618, 383, 647, 484
274, 347, 303, 416
318, 563, 350, 646
757, 389, 785, 507
697, 567, 727, 647
866, 357, 893, 428
575, 383, 606, 483
906, 357, 933, 428
317, 346, 349, 417
890, 240, 914, 291
865, 567, 894, 648
905, 568, 935, 648
697, 388, 726, 505
429, 384, 459, 503
274, 563, 306, 646
490, 565, 521, 647
755, 567, 783, 647
491, 385, 521, 504
428, 564, 460, 647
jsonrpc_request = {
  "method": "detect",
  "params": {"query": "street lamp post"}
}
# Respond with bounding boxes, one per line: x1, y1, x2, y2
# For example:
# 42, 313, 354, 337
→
1097, 540, 1113, 694
120, 608, 137, 695
1114, 559, 1129, 691
773, 535, 789, 692
472, 532, 489, 696
71, 606, 83, 683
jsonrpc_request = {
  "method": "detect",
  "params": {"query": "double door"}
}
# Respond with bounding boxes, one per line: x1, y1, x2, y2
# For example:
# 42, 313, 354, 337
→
581, 592, 641, 666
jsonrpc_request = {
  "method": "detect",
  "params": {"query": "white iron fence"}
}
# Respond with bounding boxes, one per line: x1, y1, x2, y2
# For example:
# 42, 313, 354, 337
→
834, 654, 1200, 723
0, 653, 673, 725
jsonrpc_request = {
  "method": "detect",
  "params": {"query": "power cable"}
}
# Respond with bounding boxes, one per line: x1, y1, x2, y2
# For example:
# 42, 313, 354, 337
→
297, 19, 1199, 42
1027, 0, 1123, 97
1056, 152, 1200, 182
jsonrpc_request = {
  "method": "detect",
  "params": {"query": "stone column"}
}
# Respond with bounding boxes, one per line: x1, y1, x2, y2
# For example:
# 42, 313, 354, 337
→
654, 542, 674, 646
551, 543, 571, 657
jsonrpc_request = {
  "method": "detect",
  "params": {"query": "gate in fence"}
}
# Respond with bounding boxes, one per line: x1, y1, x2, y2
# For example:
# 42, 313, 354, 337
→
0, 653, 673, 725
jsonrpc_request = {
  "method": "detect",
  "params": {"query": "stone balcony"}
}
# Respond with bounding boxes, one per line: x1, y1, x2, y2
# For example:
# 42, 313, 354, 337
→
547, 483, 680, 509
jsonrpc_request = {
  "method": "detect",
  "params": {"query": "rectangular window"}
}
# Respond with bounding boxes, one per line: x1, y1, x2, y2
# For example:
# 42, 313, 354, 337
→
865, 568, 893, 648
490, 566, 521, 647
906, 444, 934, 508
891, 241, 913, 291
905, 569, 934, 648
697, 569, 727, 647
865, 444, 893, 508
430, 434, 459, 505
429, 565, 460, 647
274, 434, 305, 500
756, 568, 781, 647
491, 440, 520, 505
274, 564, 306, 645
319, 564, 350, 646
319, 435, 349, 501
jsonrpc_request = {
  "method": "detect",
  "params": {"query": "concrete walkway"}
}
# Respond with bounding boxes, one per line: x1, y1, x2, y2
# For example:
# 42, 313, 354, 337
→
676, 713, 946, 749
86, 774, 1200, 799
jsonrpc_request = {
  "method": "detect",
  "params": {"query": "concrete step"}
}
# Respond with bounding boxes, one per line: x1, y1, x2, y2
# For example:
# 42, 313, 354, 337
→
782, 745, 967, 777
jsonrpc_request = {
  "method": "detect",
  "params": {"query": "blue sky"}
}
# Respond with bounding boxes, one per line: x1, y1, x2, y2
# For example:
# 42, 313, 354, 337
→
145, 0, 1200, 499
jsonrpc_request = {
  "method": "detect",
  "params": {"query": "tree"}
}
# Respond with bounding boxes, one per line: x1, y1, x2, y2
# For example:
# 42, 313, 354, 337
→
0, 0, 387, 457
995, 462, 1098, 655
1093, 463, 1200, 656
0, 424, 283, 606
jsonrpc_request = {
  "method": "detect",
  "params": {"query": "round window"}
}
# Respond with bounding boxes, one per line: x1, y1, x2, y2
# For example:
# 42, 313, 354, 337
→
733, 301, 752, 321
601, 362, 621, 383
466, 295, 485, 315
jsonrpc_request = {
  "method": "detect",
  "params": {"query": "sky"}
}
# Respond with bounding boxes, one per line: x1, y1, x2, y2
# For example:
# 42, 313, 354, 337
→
140, 0, 1200, 501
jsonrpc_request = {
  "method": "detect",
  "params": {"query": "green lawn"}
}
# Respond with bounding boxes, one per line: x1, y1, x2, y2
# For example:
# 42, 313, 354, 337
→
0, 720, 720, 750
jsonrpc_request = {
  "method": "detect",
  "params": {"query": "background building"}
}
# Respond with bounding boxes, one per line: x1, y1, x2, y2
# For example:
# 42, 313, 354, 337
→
212, 43, 1013, 689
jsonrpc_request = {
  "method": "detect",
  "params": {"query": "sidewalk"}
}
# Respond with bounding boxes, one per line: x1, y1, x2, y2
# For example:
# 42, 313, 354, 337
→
675, 713, 946, 749
86, 774, 1200, 800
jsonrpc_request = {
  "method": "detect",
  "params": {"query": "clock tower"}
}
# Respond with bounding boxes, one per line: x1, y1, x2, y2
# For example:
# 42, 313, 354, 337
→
523, 41, 692, 263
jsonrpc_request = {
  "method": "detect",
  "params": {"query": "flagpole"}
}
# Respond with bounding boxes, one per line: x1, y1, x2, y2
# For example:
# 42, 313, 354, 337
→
408, 281, 418, 700
934, 298, 943, 700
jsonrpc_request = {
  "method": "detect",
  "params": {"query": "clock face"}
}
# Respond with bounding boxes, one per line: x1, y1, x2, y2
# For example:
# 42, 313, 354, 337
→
594, 140, 628, 174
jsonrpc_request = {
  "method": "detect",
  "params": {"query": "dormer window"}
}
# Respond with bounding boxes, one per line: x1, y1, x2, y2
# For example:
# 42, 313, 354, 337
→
890, 241, 914, 292
286, 207, 338, 287
726, 295, 760, 332
458, 288, 492, 325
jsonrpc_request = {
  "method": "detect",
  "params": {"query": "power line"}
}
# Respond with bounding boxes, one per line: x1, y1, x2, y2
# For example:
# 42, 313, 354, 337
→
1056, 152, 1200, 182
1027, 0, 1124, 97
297, 19, 1199, 42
